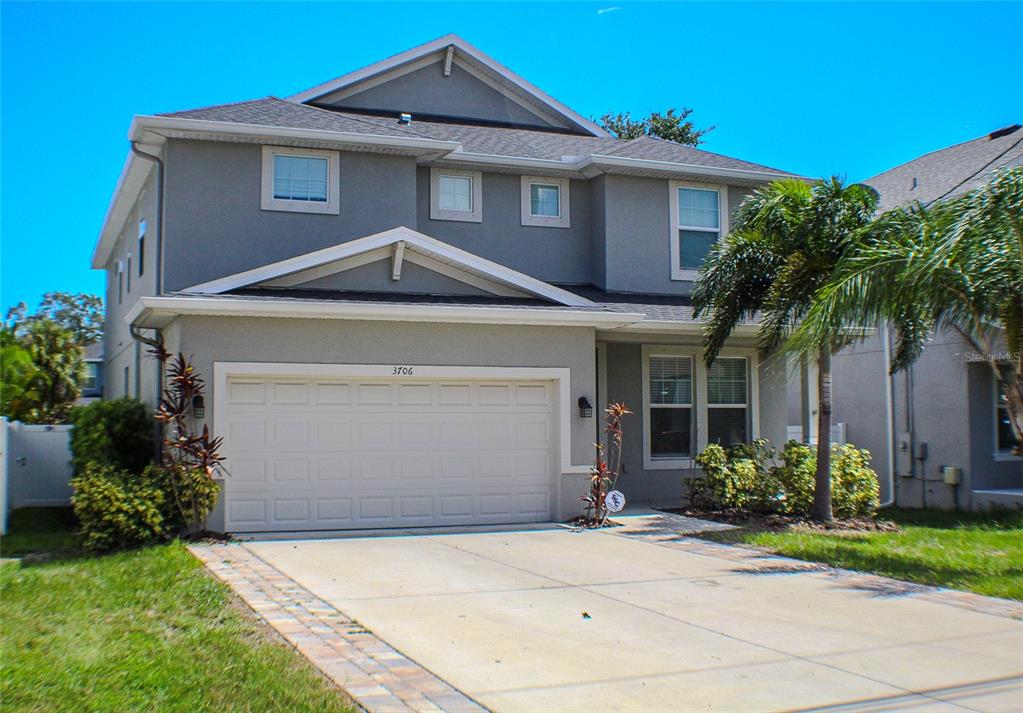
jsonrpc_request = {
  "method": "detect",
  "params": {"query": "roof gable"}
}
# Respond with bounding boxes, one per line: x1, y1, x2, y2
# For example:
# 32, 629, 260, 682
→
288, 34, 608, 137
180, 226, 595, 307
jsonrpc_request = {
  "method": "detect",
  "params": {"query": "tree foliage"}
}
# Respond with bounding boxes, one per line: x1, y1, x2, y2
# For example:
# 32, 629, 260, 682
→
598, 107, 714, 146
792, 166, 1023, 449
2, 292, 103, 423
692, 177, 878, 520
5, 292, 103, 345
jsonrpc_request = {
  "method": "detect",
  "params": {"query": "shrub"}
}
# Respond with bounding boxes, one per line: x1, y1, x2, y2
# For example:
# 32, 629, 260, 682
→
831, 444, 880, 518
694, 439, 881, 518
159, 463, 221, 531
70, 463, 167, 551
69, 398, 154, 474
774, 441, 816, 514
695, 439, 780, 511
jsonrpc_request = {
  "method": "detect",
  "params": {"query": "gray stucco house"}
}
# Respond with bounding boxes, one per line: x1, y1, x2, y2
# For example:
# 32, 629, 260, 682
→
94, 35, 804, 532
828, 124, 1022, 511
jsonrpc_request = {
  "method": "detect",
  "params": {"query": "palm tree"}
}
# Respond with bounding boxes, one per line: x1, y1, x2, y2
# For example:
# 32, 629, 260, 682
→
692, 177, 878, 521
793, 166, 1023, 452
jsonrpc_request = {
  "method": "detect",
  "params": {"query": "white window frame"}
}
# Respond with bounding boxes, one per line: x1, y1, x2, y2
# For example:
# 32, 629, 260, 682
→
261, 146, 340, 214
642, 345, 759, 470
430, 168, 483, 222
669, 180, 729, 281
706, 356, 752, 447
521, 175, 570, 228
993, 366, 1021, 460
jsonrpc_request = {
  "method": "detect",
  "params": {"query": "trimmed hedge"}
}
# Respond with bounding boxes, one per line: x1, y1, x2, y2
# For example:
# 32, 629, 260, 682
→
69, 398, 154, 475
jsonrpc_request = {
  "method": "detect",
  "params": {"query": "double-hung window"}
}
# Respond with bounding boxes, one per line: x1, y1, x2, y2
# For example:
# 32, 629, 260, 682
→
261, 146, 340, 214
430, 168, 482, 222
521, 176, 570, 228
669, 181, 728, 280
646, 353, 694, 461
707, 357, 749, 446
996, 366, 1021, 455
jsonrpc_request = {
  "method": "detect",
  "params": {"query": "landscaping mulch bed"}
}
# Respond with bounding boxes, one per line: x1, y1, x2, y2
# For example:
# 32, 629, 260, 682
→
665, 508, 901, 534
564, 516, 623, 529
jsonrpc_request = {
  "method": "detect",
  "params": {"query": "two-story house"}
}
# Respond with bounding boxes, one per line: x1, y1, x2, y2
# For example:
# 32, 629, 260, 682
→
93, 35, 804, 533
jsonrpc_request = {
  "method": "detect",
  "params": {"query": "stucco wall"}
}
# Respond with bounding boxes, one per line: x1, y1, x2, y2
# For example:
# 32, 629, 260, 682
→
601, 176, 753, 295
103, 165, 160, 404
601, 334, 786, 506
162, 140, 418, 292
415, 168, 592, 284
171, 315, 597, 530
318, 61, 563, 129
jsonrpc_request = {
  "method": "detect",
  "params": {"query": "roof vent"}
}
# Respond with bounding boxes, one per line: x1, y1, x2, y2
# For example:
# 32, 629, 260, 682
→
399, 112, 412, 125
989, 124, 1021, 140
911, 177, 919, 190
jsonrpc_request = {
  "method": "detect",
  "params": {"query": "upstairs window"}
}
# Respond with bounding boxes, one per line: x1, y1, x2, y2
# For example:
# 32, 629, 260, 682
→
261, 146, 340, 214
430, 168, 482, 222
521, 176, 570, 228
707, 357, 749, 446
670, 181, 728, 281
996, 366, 1020, 454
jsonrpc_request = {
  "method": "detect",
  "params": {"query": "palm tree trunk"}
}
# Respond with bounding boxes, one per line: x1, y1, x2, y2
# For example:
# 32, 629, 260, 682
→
811, 348, 834, 522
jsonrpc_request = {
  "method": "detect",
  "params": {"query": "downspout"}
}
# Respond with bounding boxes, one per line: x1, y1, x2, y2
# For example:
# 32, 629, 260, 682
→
881, 324, 896, 507
129, 141, 166, 458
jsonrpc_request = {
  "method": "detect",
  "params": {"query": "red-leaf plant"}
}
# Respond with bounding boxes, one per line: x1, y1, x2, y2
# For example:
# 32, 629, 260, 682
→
581, 402, 631, 526
150, 346, 227, 532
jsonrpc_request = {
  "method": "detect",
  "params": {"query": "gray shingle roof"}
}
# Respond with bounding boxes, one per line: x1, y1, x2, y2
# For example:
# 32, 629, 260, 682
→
159, 98, 794, 176
865, 124, 1023, 211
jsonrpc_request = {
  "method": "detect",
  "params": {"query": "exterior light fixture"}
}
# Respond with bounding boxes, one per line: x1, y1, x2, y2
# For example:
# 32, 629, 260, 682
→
191, 394, 205, 420
578, 396, 593, 419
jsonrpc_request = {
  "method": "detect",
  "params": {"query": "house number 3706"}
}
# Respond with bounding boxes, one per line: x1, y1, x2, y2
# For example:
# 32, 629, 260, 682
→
392, 366, 414, 375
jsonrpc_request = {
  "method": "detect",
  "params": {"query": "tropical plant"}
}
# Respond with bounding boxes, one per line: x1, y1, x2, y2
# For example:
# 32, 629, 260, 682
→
582, 402, 631, 524
793, 166, 1023, 452
0, 327, 40, 421
692, 177, 879, 521
15, 319, 85, 423
597, 107, 714, 146
151, 349, 226, 531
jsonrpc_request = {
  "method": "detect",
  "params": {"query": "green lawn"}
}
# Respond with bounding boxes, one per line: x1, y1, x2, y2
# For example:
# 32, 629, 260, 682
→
700, 508, 1023, 601
1, 508, 356, 713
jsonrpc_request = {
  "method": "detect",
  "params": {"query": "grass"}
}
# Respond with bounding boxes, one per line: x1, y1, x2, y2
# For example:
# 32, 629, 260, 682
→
1, 508, 356, 713
700, 507, 1023, 601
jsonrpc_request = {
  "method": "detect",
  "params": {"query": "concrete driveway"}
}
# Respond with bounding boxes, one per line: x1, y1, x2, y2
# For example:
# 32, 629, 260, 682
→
243, 517, 1023, 712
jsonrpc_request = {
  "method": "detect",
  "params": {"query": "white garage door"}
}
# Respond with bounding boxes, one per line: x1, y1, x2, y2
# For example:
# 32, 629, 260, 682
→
221, 374, 555, 532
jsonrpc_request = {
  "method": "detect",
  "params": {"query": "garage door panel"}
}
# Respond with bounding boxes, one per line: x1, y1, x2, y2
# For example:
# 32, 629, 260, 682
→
223, 376, 555, 531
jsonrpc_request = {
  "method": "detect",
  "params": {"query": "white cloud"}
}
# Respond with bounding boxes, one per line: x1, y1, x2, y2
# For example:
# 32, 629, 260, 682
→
596, 6, 620, 15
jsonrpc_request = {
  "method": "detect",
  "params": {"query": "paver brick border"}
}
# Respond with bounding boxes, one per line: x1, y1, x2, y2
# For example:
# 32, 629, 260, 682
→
188, 543, 487, 713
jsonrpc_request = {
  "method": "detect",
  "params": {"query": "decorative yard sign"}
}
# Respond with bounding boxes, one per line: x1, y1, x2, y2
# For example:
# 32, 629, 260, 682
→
604, 490, 626, 513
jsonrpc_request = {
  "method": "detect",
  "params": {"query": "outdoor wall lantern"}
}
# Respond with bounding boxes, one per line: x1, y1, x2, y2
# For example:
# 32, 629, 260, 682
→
191, 395, 205, 420
578, 396, 593, 419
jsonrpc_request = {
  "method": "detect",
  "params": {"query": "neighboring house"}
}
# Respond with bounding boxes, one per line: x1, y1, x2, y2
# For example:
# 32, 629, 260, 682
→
93, 34, 804, 533
829, 124, 1023, 511
77, 342, 104, 404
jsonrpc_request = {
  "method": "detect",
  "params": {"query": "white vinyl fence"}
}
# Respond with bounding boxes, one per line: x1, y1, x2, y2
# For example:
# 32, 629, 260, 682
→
1, 419, 74, 534
786, 422, 848, 445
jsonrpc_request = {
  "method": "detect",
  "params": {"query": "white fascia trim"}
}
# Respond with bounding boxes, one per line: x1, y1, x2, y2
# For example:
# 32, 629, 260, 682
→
440, 151, 579, 172
92, 152, 151, 269
129, 115, 462, 153
126, 295, 645, 329
617, 320, 760, 336
286, 34, 609, 138
181, 226, 595, 307
580, 154, 803, 183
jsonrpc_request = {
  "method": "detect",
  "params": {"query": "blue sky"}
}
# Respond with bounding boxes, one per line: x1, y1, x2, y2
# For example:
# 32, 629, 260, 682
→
2, 1, 1021, 310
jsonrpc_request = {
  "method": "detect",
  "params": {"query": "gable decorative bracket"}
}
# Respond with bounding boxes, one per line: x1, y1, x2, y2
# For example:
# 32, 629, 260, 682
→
391, 241, 406, 281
